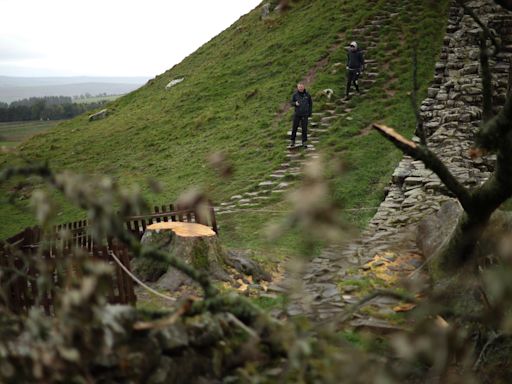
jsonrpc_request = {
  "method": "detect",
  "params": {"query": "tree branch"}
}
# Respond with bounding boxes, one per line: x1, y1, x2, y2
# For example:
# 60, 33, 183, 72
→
473, 331, 504, 370
411, 47, 427, 145
507, 59, 512, 99
476, 92, 512, 151
456, 0, 500, 56
480, 33, 494, 122
373, 124, 473, 210
494, 0, 512, 12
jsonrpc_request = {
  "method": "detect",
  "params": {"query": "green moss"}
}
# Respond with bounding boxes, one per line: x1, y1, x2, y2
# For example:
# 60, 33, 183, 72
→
338, 276, 390, 296
131, 255, 169, 282
252, 294, 286, 310
191, 239, 211, 270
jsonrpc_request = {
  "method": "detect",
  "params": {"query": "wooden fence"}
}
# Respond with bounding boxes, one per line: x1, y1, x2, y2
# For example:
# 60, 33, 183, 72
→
125, 202, 218, 239
0, 201, 217, 315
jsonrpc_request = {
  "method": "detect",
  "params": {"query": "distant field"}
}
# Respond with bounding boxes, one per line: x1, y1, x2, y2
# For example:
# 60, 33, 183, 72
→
73, 95, 120, 104
0, 120, 60, 146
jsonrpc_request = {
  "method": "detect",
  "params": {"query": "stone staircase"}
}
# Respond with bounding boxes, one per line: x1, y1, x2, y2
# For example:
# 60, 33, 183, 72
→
213, 8, 395, 215
283, 0, 512, 325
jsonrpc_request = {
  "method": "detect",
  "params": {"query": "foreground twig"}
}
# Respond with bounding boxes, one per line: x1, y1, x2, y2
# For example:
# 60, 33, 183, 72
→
456, 0, 501, 56
411, 47, 426, 145
0, 164, 219, 299
473, 331, 504, 370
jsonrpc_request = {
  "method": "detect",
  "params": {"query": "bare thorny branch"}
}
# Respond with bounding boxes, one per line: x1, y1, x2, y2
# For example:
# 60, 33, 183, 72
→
457, 0, 501, 121
456, 0, 501, 56
411, 46, 427, 145
0, 164, 219, 298
0, 162, 280, 336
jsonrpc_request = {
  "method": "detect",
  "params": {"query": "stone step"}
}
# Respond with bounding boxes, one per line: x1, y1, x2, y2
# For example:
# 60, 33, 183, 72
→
359, 79, 375, 86
238, 203, 260, 208
244, 191, 262, 197
253, 196, 270, 201
321, 115, 338, 123
285, 153, 303, 159
257, 181, 276, 188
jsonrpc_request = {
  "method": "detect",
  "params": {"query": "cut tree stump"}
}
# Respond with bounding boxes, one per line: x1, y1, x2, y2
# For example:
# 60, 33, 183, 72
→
138, 222, 231, 291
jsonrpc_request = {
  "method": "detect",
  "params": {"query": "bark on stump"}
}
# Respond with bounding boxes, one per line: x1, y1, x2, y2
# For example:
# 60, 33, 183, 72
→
140, 222, 231, 291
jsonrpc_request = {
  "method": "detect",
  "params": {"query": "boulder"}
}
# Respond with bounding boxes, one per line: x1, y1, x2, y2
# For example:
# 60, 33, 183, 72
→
88, 109, 108, 122
165, 78, 184, 90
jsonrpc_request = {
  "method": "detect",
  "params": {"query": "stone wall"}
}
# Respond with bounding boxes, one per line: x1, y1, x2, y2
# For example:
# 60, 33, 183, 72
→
283, 0, 512, 320
347, 0, 512, 261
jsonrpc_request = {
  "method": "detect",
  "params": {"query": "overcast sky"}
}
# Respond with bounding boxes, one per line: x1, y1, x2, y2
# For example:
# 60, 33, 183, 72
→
0, 0, 261, 78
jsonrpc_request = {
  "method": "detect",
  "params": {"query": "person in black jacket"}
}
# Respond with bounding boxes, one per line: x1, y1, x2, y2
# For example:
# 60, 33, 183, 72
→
289, 82, 313, 148
345, 41, 365, 98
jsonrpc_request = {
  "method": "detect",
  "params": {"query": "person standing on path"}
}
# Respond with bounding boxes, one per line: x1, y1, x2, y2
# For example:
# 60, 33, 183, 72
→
289, 82, 313, 148
345, 41, 365, 99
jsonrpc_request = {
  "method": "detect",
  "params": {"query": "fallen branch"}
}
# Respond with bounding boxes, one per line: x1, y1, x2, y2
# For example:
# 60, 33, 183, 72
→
332, 289, 418, 327
133, 297, 195, 331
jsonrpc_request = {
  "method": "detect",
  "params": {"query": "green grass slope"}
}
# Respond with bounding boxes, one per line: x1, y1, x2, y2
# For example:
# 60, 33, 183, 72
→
0, 0, 449, 254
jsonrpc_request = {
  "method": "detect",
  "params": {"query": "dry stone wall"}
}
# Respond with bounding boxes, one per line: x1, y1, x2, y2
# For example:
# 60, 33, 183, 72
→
289, 0, 512, 320
344, 0, 511, 262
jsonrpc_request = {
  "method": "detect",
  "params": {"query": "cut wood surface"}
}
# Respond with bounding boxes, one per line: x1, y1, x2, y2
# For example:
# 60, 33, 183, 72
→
372, 123, 418, 149
135, 221, 230, 290
147, 222, 216, 238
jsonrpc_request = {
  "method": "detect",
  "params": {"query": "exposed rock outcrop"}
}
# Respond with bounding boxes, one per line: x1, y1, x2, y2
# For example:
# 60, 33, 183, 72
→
88, 108, 108, 121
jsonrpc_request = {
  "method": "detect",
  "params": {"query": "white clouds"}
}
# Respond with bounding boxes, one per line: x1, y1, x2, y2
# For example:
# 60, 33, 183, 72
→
0, 0, 261, 77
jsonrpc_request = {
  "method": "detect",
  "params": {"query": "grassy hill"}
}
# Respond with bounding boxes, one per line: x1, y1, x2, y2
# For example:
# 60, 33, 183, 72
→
0, 0, 449, 257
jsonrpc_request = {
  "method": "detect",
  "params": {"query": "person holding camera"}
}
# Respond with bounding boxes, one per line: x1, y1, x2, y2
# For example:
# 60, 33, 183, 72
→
289, 82, 313, 149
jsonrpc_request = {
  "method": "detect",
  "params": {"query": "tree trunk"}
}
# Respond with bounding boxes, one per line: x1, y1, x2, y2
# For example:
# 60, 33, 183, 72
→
418, 201, 512, 277
139, 222, 231, 291
431, 212, 490, 274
